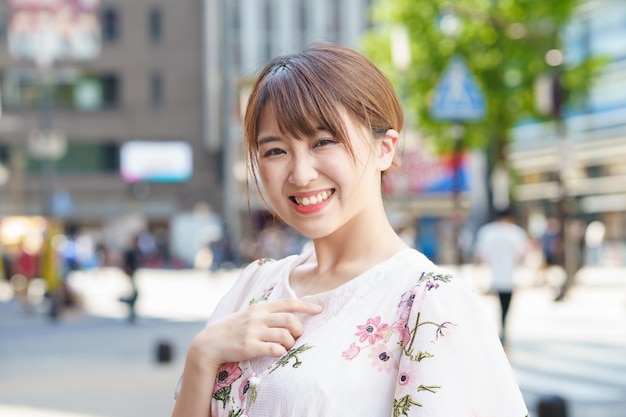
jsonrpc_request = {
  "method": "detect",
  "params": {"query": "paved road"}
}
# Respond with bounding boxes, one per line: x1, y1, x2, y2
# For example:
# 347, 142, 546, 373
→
1, 266, 625, 417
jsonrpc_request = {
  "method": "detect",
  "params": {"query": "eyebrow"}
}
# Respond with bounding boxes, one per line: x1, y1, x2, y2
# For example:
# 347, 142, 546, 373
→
257, 136, 281, 147
257, 125, 330, 146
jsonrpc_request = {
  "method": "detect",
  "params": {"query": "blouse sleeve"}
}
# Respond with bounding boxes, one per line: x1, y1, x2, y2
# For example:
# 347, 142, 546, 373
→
203, 259, 266, 325
392, 271, 528, 416
174, 259, 265, 399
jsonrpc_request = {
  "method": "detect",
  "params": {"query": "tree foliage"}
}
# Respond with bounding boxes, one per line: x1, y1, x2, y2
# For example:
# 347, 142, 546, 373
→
360, 0, 605, 164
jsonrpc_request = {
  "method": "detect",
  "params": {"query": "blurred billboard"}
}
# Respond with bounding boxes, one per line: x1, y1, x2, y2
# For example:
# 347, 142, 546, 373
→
7, 0, 101, 65
383, 148, 470, 196
120, 141, 193, 183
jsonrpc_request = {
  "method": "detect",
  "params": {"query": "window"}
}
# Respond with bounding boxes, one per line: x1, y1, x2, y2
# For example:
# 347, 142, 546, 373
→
1, 69, 74, 109
25, 142, 119, 175
0, 69, 40, 108
0, 2, 7, 39
56, 142, 120, 174
149, 7, 163, 43
101, 7, 120, 42
1, 69, 121, 110
0, 144, 9, 165
331, 0, 341, 41
365, 0, 375, 30
298, 0, 308, 49
150, 71, 163, 107
263, 0, 272, 61
101, 74, 121, 108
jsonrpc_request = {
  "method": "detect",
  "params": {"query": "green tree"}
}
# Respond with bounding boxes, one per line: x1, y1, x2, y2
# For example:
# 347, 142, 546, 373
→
361, 0, 604, 199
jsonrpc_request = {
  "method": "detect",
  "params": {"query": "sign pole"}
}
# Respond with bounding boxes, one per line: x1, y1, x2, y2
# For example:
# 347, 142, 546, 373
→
451, 123, 465, 264
430, 55, 486, 265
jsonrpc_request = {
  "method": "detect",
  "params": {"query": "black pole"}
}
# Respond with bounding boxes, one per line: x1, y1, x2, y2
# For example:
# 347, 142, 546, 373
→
38, 68, 56, 217
550, 70, 577, 301
451, 123, 464, 265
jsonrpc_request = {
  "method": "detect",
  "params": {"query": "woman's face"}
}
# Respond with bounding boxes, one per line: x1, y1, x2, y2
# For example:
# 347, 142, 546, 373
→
255, 104, 393, 240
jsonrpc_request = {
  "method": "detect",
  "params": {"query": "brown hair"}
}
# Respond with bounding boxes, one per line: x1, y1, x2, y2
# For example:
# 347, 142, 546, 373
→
243, 43, 403, 189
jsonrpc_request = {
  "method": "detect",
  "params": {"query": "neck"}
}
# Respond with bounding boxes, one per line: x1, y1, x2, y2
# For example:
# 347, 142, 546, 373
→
311, 211, 408, 275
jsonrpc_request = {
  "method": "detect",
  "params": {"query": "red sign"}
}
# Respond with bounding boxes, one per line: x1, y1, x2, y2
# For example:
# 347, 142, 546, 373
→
383, 148, 470, 196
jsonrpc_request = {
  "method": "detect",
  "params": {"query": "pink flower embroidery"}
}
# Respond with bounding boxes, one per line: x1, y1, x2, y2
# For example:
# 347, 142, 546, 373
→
397, 289, 415, 322
381, 326, 394, 343
398, 371, 410, 385
249, 282, 277, 305
369, 343, 397, 373
214, 362, 243, 393
355, 316, 389, 345
425, 280, 439, 291
238, 375, 251, 403
394, 322, 411, 347
342, 342, 361, 360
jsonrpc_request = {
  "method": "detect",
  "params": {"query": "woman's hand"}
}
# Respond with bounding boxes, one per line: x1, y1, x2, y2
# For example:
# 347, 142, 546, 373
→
172, 299, 322, 417
190, 298, 323, 371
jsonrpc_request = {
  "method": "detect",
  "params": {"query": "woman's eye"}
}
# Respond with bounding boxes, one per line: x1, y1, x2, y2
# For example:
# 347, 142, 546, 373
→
314, 138, 337, 148
261, 148, 286, 157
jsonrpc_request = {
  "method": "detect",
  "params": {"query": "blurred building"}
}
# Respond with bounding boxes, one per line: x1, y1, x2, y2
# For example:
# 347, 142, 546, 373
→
0, 0, 375, 262
0, 0, 222, 252
220, 0, 374, 259
3, 0, 623, 267
509, 0, 626, 263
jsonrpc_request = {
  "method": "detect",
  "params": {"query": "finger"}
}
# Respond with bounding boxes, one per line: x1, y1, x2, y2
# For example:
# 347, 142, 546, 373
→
262, 341, 288, 358
262, 327, 296, 350
266, 313, 304, 338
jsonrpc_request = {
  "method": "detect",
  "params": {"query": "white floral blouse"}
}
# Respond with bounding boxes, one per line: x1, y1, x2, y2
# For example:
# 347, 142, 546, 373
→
187, 248, 528, 417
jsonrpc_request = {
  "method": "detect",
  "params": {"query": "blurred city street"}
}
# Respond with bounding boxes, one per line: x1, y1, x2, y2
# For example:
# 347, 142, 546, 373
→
1, 0, 626, 416
0, 265, 625, 417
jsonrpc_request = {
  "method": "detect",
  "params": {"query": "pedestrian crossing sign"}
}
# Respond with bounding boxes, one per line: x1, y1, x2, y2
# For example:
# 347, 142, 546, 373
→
430, 55, 486, 121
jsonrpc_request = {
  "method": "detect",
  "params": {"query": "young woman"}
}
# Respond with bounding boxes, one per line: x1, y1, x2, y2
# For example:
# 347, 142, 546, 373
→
172, 43, 528, 417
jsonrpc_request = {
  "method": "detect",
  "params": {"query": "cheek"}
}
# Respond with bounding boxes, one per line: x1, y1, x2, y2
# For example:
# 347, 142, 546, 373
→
258, 164, 283, 193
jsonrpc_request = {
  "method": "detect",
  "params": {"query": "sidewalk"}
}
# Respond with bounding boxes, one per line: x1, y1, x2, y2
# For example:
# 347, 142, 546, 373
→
0, 267, 239, 417
1, 265, 625, 417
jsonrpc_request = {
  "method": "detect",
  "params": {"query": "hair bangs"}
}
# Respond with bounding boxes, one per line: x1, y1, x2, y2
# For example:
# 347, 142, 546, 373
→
266, 68, 335, 141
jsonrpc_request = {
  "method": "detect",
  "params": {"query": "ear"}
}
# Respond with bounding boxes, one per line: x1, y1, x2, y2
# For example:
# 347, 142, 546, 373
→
375, 129, 399, 171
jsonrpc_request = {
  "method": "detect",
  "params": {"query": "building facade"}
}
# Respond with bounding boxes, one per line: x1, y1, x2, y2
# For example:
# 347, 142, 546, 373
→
0, 0, 223, 256
509, 0, 626, 264
0, 0, 377, 263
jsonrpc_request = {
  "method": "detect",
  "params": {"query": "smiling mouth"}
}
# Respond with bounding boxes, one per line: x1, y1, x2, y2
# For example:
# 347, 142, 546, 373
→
290, 190, 334, 206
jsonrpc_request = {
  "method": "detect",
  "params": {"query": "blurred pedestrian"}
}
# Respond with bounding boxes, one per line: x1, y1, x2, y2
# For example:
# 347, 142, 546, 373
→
15, 236, 39, 281
474, 207, 530, 345
172, 44, 527, 417
541, 216, 564, 268
120, 234, 142, 323
0, 243, 9, 282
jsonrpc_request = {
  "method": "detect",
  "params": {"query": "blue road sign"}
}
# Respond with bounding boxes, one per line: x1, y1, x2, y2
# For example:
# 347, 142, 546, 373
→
430, 55, 486, 121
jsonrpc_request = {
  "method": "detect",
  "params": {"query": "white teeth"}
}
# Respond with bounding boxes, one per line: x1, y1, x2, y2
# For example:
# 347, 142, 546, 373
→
295, 191, 331, 206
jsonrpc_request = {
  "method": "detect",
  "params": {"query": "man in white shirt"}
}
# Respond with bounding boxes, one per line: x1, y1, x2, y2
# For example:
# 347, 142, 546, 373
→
474, 207, 530, 345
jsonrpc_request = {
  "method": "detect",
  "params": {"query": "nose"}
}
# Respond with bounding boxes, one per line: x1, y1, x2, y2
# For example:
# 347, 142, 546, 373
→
288, 153, 318, 186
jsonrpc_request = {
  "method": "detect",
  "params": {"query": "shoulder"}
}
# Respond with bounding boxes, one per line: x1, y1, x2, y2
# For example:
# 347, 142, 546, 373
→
230, 253, 303, 303
391, 249, 451, 277
391, 248, 436, 269
241, 252, 303, 278
206, 253, 303, 321
383, 249, 464, 295
475, 222, 496, 240
398, 249, 476, 296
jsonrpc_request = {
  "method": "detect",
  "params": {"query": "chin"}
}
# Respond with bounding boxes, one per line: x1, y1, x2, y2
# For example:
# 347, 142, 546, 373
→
291, 225, 332, 241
